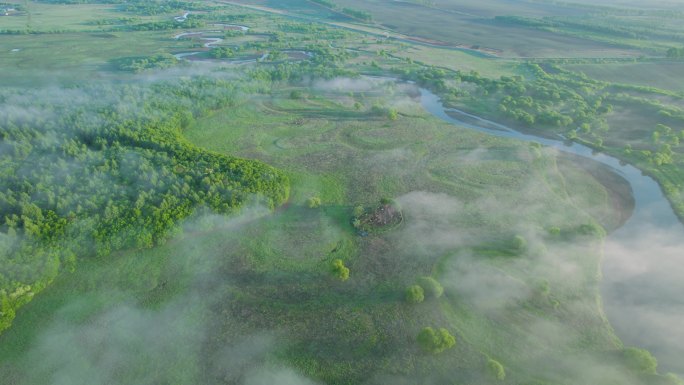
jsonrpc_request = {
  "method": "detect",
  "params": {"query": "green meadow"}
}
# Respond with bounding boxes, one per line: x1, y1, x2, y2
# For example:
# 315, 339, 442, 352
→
0, 1, 683, 384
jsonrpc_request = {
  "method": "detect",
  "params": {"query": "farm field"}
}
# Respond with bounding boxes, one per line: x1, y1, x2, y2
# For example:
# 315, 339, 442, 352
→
562, 61, 684, 94
1, 0, 684, 384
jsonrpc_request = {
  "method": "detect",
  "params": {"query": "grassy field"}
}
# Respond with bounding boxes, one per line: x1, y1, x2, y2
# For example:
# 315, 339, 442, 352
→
0, 31, 184, 85
390, 45, 521, 78
563, 61, 684, 94
0, 1, 682, 384
0, 79, 642, 384
235, 0, 647, 58
0, 2, 121, 32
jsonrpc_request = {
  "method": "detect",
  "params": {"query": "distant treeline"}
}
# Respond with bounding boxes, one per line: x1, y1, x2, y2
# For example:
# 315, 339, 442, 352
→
494, 15, 684, 42
667, 46, 684, 59
308, 0, 373, 22
0, 77, 290, 334
112, 54, 179, 72
124, 18, 204, 31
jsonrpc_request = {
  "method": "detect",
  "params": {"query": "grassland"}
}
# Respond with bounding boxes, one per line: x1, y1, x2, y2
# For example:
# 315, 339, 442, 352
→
0, 1, 683, 384
0, 79, 644, 384
562, 61, 684, 94
0, 2, 120, 32
232, 0, 647, 58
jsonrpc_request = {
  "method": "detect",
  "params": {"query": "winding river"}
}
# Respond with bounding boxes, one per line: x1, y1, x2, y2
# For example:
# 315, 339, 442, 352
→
419, 88, 684, 376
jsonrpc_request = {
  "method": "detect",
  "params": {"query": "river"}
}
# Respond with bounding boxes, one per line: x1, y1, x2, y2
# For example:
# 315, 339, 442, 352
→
419, 87, 684, 376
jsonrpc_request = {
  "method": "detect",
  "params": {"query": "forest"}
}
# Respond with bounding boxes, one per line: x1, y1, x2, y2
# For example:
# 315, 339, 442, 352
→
0, 76, 290, 333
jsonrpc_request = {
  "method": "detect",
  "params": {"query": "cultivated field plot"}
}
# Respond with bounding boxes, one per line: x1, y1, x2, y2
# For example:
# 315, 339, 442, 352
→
312, 0, 646, 58
563, 62, 684, 94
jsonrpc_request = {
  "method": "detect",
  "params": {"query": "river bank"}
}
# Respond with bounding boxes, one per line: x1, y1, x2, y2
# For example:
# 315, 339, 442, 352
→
419, 86, 684, 376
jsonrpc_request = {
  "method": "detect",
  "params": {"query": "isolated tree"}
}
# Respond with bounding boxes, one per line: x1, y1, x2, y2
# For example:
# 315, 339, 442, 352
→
547, 226, 561, 236
353, 205, 365, 218
405, 285, 425, 304
417, 276, 444, 299
512, 234, 527, 252
306, 196, 321, 208
487, 359, 506, 381
331, 259, 350, 281
417, 327, 455, 353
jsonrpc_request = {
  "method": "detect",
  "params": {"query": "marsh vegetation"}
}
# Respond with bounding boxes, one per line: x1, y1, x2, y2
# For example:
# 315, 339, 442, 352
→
0, 0, 683, 384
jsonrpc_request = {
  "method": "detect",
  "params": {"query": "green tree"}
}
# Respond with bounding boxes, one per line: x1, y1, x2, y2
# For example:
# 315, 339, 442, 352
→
290, 90, 303, 99
417, 276, 444, 299
307, 196, 321, 208
331, 259, 350, 281
416, 327, 456, 353
513, 234, 527, 252
405, 285, 424, 304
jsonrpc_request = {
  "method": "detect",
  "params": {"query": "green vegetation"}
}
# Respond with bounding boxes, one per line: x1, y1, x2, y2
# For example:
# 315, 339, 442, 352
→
306, 196, 322, 208
351, 199, 403, 234
330, 258, 350, 281
512, 234, 527, 253
211, 46, 237, 59
667, 46, 684, 59
113, 53, 179, 72
416, 327, 456, 353
0, 77, 290, 335
624, 347, 658, 374
487, 358, 506, 381
340, 7, 372, 22
405, 284, 425, 304
0, 1, 683, 384
416, 276, 444, 299
396, 61, 684, 222
309, 0, 372, 22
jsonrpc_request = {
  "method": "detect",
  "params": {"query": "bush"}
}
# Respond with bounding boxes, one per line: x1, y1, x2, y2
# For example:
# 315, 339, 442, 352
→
306, 196, 321, 208
405, 285, 424, 304
513, 234, 527, 252
331, 259, 350, 281
416, 327, 456, 353
624, 347, 657, 374
487, 359, 506, 381
665, 373, 684, 385
417, 276, 444, 299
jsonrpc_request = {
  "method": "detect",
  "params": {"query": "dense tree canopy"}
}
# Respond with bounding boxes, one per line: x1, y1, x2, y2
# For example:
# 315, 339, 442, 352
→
0, 76, 290, 333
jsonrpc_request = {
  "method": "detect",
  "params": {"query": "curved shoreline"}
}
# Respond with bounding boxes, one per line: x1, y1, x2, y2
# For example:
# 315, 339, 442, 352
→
419, 87, 684, 375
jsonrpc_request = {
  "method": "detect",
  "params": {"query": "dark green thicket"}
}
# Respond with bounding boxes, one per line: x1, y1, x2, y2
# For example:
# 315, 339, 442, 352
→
0, 77, 290, 333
